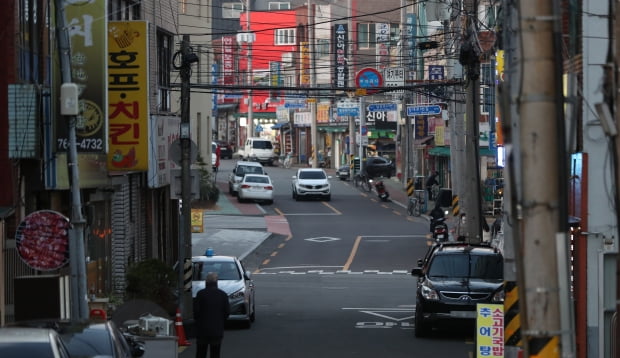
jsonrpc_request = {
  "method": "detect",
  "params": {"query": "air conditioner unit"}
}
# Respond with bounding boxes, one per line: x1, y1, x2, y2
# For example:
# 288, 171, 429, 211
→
282, 52, 293, 66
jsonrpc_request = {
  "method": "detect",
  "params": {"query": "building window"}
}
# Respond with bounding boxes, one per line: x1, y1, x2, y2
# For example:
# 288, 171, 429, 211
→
275, 28, 296, 45
108, 0, 141, 21
316, 39, 330, 57
222, 2, 244, 18
268, 2, 291, 10
357, 23, 376, 49
357, 23, 400, 49
157, 31, 172, 112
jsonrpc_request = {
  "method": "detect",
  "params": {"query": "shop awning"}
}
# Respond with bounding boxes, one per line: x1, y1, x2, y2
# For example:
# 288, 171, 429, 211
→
318, 126, 347, 133
415, 136, 434, 145
233, 112, 277, 119
271, 122, 289, 130
428, 146, 497, 157
216, 103, 239, 110
368, 130, 395, 139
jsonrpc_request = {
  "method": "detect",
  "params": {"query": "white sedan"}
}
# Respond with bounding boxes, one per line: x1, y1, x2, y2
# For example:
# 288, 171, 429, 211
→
291, 168, 331, 201
237, 174, 274, 204
191, 252, 256, 328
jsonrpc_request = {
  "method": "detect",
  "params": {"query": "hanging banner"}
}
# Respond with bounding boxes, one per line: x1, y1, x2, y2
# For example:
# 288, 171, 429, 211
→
107, 21, 149, 171
333, 24, 349, 88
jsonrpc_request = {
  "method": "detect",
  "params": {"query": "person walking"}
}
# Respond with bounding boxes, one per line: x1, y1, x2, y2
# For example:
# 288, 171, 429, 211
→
193, 272, 230, 358
425, 171, 439, 200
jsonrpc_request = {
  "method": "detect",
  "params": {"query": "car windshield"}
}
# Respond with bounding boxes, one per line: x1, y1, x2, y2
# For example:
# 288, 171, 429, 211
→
299, 171, 326, 180
61, 328, 111, 357
245, 176, 269, 184
237, 166, 263, 176
252, 141, 272, 149
193, 261, 241, 280
428, 254, 503, 279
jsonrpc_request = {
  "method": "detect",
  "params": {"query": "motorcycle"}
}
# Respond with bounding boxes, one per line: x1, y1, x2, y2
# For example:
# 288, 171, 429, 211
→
432, 216, 449, 242
371, 179, 390, 201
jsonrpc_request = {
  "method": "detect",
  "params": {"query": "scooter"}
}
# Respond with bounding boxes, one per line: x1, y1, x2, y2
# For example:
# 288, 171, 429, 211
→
372, 179, 390, 201
432, 217, 449, 242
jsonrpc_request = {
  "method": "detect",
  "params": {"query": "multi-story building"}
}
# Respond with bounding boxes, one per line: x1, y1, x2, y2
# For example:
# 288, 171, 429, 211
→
0, 0, 181, 323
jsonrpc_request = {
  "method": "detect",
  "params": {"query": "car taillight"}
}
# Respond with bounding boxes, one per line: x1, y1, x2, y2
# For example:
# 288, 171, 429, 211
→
240, 184, 251, 189
265, 186, 273, 190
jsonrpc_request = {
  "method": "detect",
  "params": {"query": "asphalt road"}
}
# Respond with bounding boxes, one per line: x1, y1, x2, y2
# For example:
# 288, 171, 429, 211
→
178, 159, 476, 358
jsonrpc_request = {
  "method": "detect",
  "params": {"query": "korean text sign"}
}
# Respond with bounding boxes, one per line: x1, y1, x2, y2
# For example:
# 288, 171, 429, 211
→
107, 21, 149, 171
476, 303, 504, 357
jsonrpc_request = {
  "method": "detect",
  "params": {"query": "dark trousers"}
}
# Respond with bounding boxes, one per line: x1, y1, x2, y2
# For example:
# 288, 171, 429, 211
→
196, 336, 223, 358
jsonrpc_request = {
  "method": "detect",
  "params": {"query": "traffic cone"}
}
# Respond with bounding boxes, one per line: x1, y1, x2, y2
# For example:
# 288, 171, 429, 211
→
174, 308, 191, 346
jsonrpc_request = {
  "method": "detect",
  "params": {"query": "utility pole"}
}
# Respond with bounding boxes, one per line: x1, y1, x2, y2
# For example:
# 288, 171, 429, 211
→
309, 0, 317, 168
246, 1, 254, 138
54, 0, 88, 322
516, 0, 564, 356
461, 0, 482, 242
614, 1, 620, 356
179, 35, 194, 318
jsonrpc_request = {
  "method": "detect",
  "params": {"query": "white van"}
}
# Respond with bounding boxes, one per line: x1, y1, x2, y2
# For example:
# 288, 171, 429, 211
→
240, 137, 276, 166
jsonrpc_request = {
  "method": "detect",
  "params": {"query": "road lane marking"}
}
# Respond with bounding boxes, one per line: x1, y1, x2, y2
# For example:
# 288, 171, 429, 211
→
322, 201, 342, 214
343, 235, 362, 271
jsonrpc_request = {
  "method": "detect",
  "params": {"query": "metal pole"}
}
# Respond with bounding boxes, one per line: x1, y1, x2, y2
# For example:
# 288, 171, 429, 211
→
246, 1, 254, 138
54, 0, 89, 322
179, 35, 193, 318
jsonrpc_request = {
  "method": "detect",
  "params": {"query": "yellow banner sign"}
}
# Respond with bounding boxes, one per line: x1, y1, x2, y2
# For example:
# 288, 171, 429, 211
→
191, 209, 204, 233
476, 303, 504, 358
107, 21, 149, 171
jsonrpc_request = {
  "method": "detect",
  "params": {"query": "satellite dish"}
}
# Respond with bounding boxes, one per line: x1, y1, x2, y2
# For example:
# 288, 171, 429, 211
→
169, 139, 198, 166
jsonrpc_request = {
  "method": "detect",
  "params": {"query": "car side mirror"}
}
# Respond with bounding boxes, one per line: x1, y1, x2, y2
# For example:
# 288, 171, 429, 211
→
292, 176, 297, 179
411, 267, 423, 276
417, 259, 423, 266
244, 271, 251, 280
232, 168, 236, 174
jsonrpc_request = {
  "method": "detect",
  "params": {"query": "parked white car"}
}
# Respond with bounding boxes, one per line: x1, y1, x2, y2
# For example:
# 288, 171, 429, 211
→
291, 168, 331, 201
237, 174, 274, 204
228, 161, 266, 196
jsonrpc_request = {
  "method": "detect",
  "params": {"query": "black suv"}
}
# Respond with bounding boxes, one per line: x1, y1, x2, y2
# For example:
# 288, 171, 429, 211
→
411, 242, 504, 337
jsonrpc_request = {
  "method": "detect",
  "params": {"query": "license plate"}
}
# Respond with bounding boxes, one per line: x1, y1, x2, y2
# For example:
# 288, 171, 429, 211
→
450, 311, 476, 318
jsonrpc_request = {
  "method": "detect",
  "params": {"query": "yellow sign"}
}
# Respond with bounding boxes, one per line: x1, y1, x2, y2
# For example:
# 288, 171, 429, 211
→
355, 88, 367, 96
476, 303, 504, 357
191, 209, 204, 233
107, 21, 149, 171
306, 98, 316, 103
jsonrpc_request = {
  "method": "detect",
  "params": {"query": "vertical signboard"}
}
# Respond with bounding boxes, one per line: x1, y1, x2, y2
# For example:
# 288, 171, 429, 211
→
317, 103, 330, 124
55, 0, 107, 153
406, 14, 417, 72
222, 36, 235, 85
300, 42, 310, 85
376, 23, 390, 71
476, 304, 504, 357
107, 21, 149, 171
414, 116, 428, 139
333, 24, 348, 88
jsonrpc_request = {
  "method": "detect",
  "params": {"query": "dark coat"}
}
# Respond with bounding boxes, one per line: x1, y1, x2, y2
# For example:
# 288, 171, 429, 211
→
426, 174, 439, 187
193, 285, 230, 338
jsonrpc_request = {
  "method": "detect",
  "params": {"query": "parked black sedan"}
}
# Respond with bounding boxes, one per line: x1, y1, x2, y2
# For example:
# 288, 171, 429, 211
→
364, 156, 395, 178
215, 140, 234, 159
